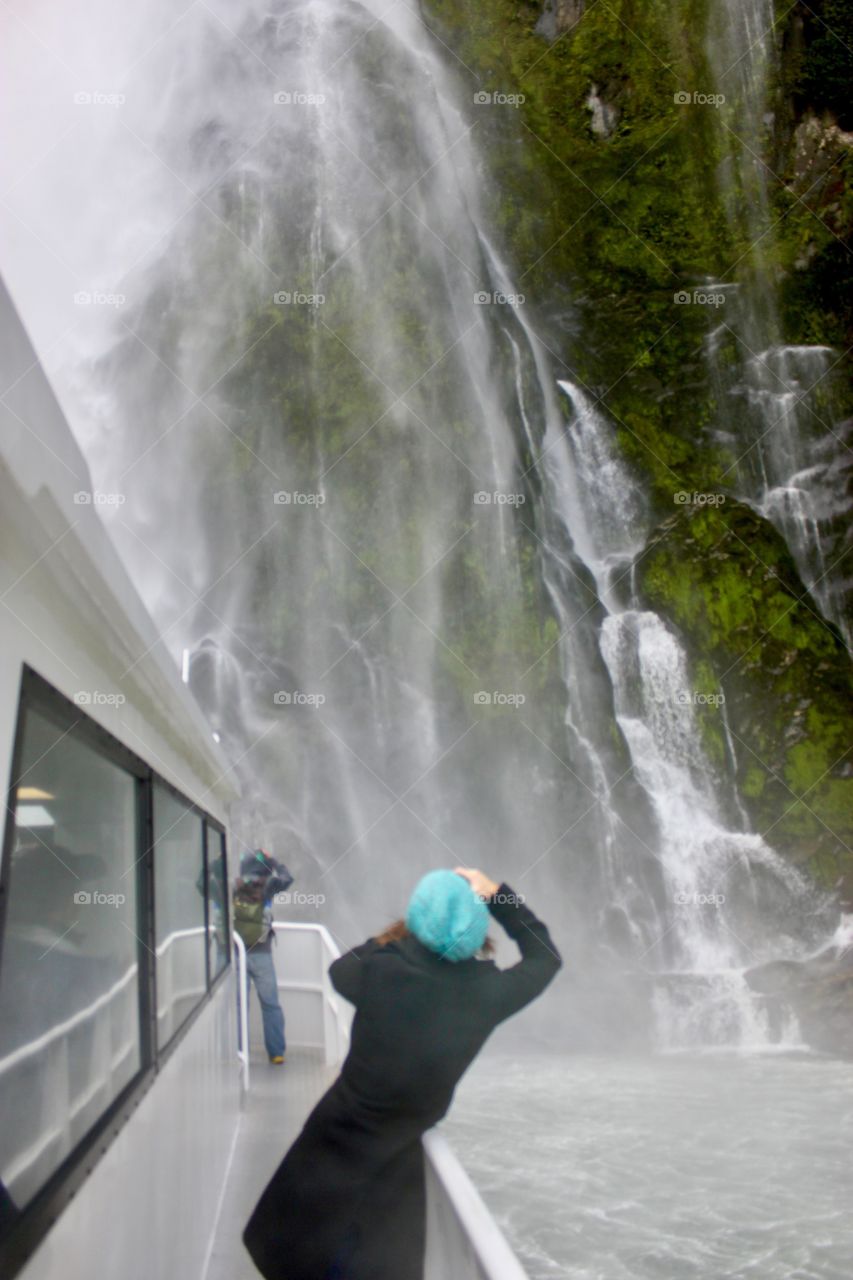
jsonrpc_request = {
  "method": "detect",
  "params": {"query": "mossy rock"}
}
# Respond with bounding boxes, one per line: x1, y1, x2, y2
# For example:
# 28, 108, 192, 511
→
636, 499, 853, 894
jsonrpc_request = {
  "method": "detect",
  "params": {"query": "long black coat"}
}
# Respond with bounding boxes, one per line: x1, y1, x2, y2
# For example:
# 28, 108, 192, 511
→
243, 883, 562, 1279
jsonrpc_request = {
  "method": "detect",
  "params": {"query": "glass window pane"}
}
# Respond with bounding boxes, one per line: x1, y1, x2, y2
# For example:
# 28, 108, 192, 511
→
153, 784, 206, 1045
0, 707, 141, 1216
205, 825, 229, 981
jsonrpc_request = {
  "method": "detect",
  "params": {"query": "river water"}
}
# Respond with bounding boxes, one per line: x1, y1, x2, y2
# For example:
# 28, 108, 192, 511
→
444, 1050, 853, 1280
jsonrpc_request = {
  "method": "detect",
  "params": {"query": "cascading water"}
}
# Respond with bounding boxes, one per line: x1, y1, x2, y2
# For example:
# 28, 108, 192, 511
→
7, 0, 840, 1053
599, 610, 805, 1049
8, 4, 853, 1275
705, 0, 853, 647
534, 380, 818, 1048
56, 0, 619, 994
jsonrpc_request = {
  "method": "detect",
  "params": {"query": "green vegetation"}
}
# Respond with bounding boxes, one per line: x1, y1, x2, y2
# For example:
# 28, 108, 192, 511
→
421, 0, 853, 898
140, 0, 853, 902
638, 501, 853, 889
781, 0, 853, 130
426, 0, 853, 496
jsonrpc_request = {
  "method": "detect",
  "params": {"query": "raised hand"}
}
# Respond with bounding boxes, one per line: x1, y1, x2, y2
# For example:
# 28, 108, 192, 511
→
453, 866, 500, 901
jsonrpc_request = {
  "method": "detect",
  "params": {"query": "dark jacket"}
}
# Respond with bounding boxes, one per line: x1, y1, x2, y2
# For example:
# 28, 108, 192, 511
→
243, 883, 561, 1280
236, 871, 295, 952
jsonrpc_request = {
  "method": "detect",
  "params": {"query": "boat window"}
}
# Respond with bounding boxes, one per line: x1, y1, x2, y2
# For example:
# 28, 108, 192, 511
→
153, 783, 207, 1047
205, 823, 229, 982
0, 706, 141, 1215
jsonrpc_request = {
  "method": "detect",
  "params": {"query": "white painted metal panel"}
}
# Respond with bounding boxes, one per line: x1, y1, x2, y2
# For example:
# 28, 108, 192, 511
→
0, 276, 237, 842
248, 924, 353, 1057
423, 1130, 530, 1280
17, 978, 241, 1280
1, 275, 243, 1278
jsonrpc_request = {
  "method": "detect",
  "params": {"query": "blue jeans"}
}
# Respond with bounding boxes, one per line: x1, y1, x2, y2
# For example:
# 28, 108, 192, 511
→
245, 947, 286, 1058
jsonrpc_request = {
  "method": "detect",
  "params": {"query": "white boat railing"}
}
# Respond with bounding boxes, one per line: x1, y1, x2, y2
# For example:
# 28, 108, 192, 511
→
422, 1131, 530, 1280
232, 931, 250, 1093
0, 963, 139, 1207
0, 925, 234, 1206
245, 921, 530, 1280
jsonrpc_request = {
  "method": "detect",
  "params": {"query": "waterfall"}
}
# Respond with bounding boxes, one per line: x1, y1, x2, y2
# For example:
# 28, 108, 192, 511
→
705, 0, 853, 647
540, 382, 816, 1048
56, 0, 608, 966
10, 0, 839, 1051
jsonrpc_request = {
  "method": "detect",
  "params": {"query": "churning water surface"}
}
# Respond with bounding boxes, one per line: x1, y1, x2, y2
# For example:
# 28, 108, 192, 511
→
443, 1051, 853, 1280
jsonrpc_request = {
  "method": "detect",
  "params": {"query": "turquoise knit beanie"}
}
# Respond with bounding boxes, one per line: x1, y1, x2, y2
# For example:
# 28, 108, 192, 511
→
405, 869, 490, 962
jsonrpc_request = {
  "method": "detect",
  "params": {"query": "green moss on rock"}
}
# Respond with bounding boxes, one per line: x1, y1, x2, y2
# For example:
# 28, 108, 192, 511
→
423, 0, 853, 911
637, 500, 853, 893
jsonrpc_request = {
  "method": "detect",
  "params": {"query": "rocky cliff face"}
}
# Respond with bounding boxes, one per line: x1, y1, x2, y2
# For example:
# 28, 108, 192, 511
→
424, 0, 853, 910
535, 0, 586, 41
637, 501, 853, 897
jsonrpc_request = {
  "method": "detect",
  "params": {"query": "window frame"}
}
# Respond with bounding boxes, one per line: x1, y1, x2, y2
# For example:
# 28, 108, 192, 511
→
151, 774, 214, 1051
0, 666, 231, 1279
204, 821, 230, 986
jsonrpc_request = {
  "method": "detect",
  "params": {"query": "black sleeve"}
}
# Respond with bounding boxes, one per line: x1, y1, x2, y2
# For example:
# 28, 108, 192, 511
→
485, 883, 562, 1023
328, 939, 380, 1007
0, 1178, 19, 1232
266, 870, 294, 898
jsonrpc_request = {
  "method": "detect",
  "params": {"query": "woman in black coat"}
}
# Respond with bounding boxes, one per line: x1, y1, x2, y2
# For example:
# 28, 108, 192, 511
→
243, 866, 562, 1279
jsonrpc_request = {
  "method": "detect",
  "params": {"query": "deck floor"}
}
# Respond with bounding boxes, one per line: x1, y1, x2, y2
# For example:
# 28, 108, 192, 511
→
205, 1046, 338, 1280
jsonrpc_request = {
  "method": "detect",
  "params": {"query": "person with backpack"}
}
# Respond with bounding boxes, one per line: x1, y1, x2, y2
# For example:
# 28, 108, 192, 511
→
233, 849, 293, 1064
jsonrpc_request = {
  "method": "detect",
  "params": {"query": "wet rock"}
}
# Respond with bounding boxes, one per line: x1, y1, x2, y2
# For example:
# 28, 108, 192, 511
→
788, 112, 853, 239
745, 945, 853, 1058
635, 500, 853, 886
586, 83, 619, 139
535, 0, 585, 42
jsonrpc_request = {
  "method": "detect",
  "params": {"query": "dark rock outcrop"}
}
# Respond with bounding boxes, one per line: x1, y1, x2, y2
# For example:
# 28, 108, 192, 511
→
746, 936, 853, 1058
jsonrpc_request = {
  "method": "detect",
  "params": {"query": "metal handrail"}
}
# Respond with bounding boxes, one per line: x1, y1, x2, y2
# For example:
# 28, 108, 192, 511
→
422, 1130, 530, 1280
231, 931, 250, 1093
247, 921, 529, 1279
269, 921, 352, 1065
0, 962, 137, 1076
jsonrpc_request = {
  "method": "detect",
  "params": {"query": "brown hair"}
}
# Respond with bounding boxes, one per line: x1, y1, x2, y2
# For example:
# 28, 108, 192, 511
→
373, 918, 494, 955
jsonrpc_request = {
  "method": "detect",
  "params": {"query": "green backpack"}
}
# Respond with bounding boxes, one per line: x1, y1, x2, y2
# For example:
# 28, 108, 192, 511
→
233, 884, 267, 948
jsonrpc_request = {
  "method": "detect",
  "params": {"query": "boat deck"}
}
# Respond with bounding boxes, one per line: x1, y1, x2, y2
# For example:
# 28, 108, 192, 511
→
206, 1047, 338, 1280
